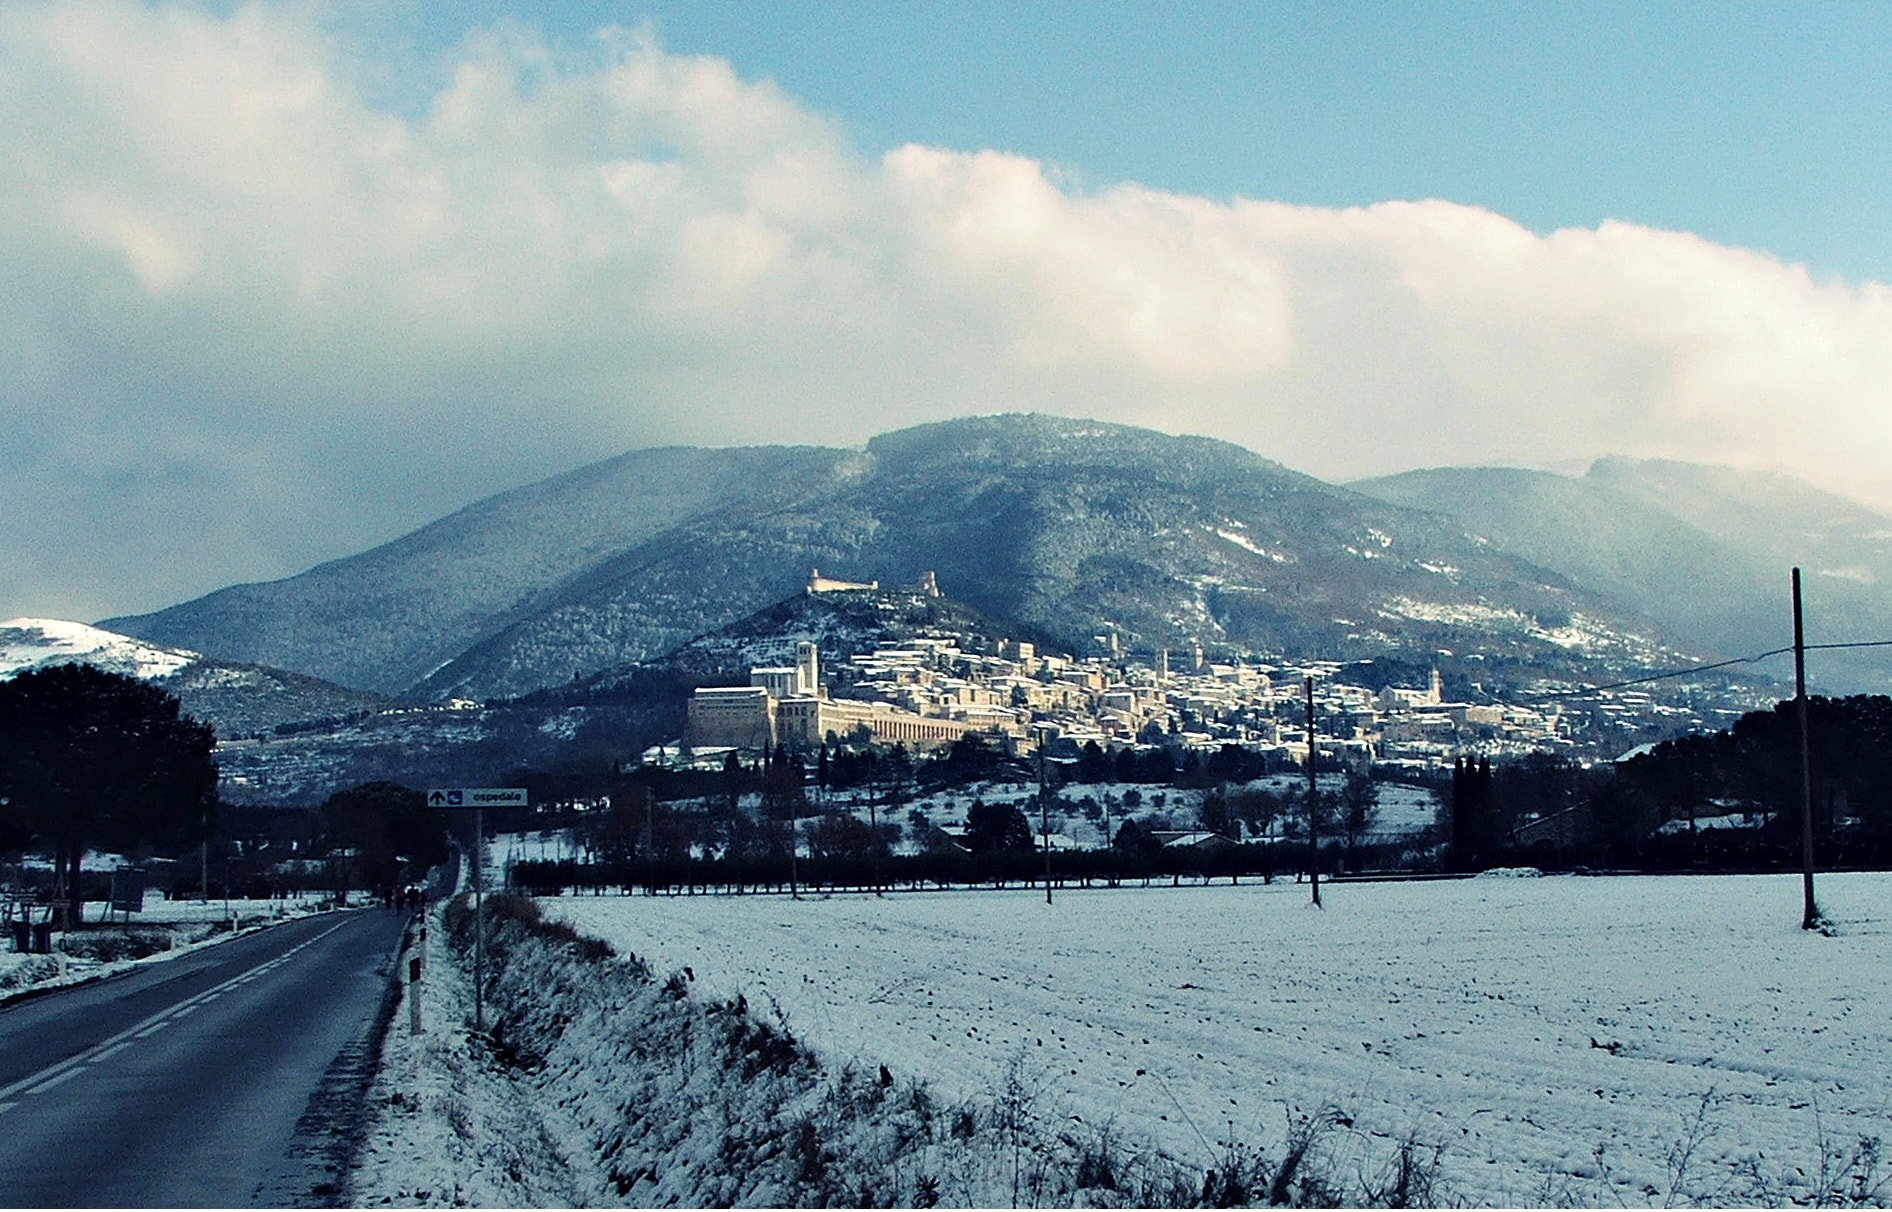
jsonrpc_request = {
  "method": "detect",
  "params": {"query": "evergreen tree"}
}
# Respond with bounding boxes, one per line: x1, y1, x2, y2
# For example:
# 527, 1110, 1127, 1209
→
1449, 756, 1496, 871
965, 800, 1034, 851
318, 781, 447, 896
0, 664, 218, 924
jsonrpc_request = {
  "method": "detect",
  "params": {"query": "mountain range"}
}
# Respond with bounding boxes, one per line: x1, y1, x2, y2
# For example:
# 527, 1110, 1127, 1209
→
97, 414, 1892, 702
1351, 458, 1892, 694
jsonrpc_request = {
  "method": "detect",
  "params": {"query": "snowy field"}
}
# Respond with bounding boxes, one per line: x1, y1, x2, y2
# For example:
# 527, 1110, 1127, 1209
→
545, 873, 1892, 1207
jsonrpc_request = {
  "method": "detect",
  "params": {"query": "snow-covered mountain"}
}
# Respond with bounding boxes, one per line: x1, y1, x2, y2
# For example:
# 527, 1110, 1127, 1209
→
102, 445, 850, 698
108, 416, 1704, 702
0, 618, 391, 739
102, 414, 1892, 703
1352, 458, 1892, 694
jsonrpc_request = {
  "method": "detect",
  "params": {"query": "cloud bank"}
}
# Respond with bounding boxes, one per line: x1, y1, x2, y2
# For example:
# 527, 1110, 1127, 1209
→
4, 1, 1891, 620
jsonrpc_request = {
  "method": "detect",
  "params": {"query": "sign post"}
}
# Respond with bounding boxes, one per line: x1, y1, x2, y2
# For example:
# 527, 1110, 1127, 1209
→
428, 789, 527, 1033
109, 869, 145, 923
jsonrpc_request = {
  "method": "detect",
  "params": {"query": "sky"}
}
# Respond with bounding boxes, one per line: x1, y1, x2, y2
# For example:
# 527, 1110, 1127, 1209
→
4, 0, 1892, 624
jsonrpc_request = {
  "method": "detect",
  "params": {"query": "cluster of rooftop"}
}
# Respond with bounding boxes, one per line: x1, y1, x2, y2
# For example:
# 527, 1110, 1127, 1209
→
682, 574, 1574, 772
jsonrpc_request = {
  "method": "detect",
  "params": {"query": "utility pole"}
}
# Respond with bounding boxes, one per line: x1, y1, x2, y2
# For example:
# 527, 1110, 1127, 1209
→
1793, 568, 1822, 931
870, 791, 883, 895
1305, 675, 1321, 908
1039, 747, 1053, 905
473, 805, 484, 1033
789, 816, 801, 900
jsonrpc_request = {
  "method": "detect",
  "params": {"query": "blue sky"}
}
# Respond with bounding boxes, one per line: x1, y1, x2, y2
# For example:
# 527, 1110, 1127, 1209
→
3, 0, 1891, 622
378, 1, 1892, 284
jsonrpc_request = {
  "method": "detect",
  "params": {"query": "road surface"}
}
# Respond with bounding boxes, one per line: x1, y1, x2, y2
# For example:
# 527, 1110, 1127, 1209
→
0, 908, 408, 1207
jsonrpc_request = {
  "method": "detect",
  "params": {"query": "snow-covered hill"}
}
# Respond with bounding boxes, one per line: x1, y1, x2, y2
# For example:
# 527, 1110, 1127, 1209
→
0, 618, 391, 741
1, 617, 197, 680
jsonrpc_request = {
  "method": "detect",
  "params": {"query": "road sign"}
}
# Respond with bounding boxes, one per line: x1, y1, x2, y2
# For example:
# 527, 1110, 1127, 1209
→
109, 869, 145, 914
426, 787, 528, 808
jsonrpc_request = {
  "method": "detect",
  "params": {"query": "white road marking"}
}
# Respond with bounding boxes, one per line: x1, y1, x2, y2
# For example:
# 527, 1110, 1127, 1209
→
0, 1102, 15, 1115
25, 1068, 83, 1096
0, 918, 354, 1104
88, 1042, 132, 1064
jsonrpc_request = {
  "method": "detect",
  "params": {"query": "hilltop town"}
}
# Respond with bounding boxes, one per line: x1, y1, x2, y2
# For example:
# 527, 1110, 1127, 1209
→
670, 571, 1766, 774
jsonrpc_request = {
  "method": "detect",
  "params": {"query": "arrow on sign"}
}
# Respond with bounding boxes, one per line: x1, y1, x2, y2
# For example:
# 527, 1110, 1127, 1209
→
427, 788, 523, 809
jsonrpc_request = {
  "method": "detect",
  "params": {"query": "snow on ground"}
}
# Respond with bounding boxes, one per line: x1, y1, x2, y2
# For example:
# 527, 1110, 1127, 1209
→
544, 873, 1892, 1207
360, 918, 606, 1209
0, 894, 329, 997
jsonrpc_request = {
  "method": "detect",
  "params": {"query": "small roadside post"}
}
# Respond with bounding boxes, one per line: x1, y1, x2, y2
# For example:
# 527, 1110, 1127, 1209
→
429, 788, 528, 1033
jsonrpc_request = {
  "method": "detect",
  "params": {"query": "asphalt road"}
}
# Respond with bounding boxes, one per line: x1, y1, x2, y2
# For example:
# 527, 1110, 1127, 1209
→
0, 908, 410, 1207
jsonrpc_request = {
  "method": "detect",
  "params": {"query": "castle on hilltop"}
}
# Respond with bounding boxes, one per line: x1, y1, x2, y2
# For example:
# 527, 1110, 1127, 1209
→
806, 568, 942, 597
806, 568, 876, 593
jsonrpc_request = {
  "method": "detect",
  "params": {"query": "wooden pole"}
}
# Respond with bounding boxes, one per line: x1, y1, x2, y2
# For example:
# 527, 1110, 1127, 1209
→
1792, 568, 1822, 930
473, 805, 484, 1032
1040, 748, 1053, 905
1305, 676, 1321, 908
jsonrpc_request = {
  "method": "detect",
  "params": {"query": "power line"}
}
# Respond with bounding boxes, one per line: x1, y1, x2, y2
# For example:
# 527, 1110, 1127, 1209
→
1532, 638, 1892, 700
1535, 649, 1790, 698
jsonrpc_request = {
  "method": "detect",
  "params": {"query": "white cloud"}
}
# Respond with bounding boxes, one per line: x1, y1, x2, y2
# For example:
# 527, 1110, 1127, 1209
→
2, 0, 1890, 621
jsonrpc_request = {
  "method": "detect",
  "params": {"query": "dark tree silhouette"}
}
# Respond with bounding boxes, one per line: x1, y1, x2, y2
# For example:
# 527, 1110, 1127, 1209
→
964, 800, 1035, 852
1077, 740, 1113, 784
937, 734, 1006, 786
0, 663, 218, 924
1338, 770, 1380, 866
318, 781, 449, 897
806, 809, 879, 859
760, 742, 805, 823
1449, 755, 1496, 871
1197, 788, 1242, 840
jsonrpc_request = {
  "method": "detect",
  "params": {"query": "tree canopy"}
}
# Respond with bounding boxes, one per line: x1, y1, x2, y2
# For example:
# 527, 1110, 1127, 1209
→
964, 800, 1034, 852
0, 663, 219, 923
1619, 694, 1892, 856
318, 781, 450, 894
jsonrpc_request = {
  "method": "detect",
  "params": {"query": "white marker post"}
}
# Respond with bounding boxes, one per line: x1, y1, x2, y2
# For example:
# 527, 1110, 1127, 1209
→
428, 789, 528, 1033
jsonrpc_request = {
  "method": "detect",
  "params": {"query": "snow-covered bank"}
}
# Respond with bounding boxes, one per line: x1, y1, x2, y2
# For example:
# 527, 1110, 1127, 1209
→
541, 873, 1892, 1208
356, 896, 1447, 1207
